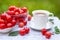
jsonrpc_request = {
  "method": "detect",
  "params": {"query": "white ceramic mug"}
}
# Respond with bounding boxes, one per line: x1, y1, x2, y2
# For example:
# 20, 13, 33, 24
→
32, 10, 54, 29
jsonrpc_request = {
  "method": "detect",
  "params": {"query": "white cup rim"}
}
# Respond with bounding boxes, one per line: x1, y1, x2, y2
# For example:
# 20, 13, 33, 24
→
32, 10, 50, 16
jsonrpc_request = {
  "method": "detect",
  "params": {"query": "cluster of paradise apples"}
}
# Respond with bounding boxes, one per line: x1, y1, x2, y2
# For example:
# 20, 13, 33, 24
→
0, 6, 32, 30
19, 27, 30, 36
41, 28, 52, 39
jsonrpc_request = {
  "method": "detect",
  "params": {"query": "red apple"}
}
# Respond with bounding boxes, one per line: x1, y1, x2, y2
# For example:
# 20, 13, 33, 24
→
19, 9, 24, 13
19, 22, 24, 28
24, 27, 30, 34
0, 23, 6, 29
0, 13, 7, 20
21, 7, 27, 13
7, 23, 13, 28
0, 19, 5, 24
19, 29, 26, 36
28, 14, 32, 21
6, 15, 12, 22
15, 12, 19, 15
11, 19, 16, 26
45, 32, 51, 39
7, 10, 15, 15
41, 28, 47, 35
9, 6, 16, 11
14, 8, 20, 13
23, 21, 27, 25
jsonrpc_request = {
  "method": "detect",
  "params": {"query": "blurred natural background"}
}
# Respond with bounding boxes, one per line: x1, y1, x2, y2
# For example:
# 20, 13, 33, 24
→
0, 0, 60, 18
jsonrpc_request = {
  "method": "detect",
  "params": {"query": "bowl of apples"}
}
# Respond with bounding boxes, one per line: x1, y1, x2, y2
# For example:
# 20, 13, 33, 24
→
6, 6, 29, 28
0, 6, 32, 33
0, 13, 16, 33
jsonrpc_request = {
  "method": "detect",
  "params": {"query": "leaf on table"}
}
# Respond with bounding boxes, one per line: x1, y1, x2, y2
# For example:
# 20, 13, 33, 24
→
49, 19, 54, 24
54, 26, 60, 34
49, 19, 54, 22
9, 31, 19, 36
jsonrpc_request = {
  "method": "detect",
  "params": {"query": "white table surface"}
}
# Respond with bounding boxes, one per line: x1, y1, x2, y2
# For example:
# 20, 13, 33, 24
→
0, 17, 60, 40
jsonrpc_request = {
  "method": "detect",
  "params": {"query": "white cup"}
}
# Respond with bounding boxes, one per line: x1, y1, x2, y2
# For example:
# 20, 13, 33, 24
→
32, 10, 54, 29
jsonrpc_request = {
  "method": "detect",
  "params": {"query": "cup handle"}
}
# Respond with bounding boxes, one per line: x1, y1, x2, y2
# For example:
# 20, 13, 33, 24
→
49, 13, 54, 17
48, 13, 54, 24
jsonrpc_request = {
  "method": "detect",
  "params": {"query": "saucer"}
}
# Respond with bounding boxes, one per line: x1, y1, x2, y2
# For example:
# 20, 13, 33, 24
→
29, 17, 53, 30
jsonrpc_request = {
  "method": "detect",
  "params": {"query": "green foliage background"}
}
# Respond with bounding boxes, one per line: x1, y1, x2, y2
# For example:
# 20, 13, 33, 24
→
0, 0, 60, 18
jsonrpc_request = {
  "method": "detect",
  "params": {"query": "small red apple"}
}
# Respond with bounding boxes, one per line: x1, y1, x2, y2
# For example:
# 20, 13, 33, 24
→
0, 19, 5, 24
15, 12, 19, 15
11, 19, 16, 26
6, 15, 12, 22
28, 14, 32, 21
0, 23, 6, 29
23, 21, 27, 25
19, 22, 24, 28
41, 28, 47, 35
19, 29, 26, 36
21, 7, 27, 13
14, 8, 20, 13
19, 9, 24, 13
9, 6, 16, 11
7, 10, 15, 15
7, 23, 13, 28
45, 32, 51, 39
0, 13, 7, 20
24, 27, 30, 34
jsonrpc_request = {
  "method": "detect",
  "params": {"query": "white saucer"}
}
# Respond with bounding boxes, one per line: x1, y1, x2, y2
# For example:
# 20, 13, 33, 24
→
29, 17, 53, 30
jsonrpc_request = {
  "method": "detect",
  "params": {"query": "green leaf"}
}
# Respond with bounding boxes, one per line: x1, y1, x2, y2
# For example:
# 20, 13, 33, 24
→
49, 19, 54, 24
9, 31, 19, 36
54, 26, 60, 34
49, 19, 53, 22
